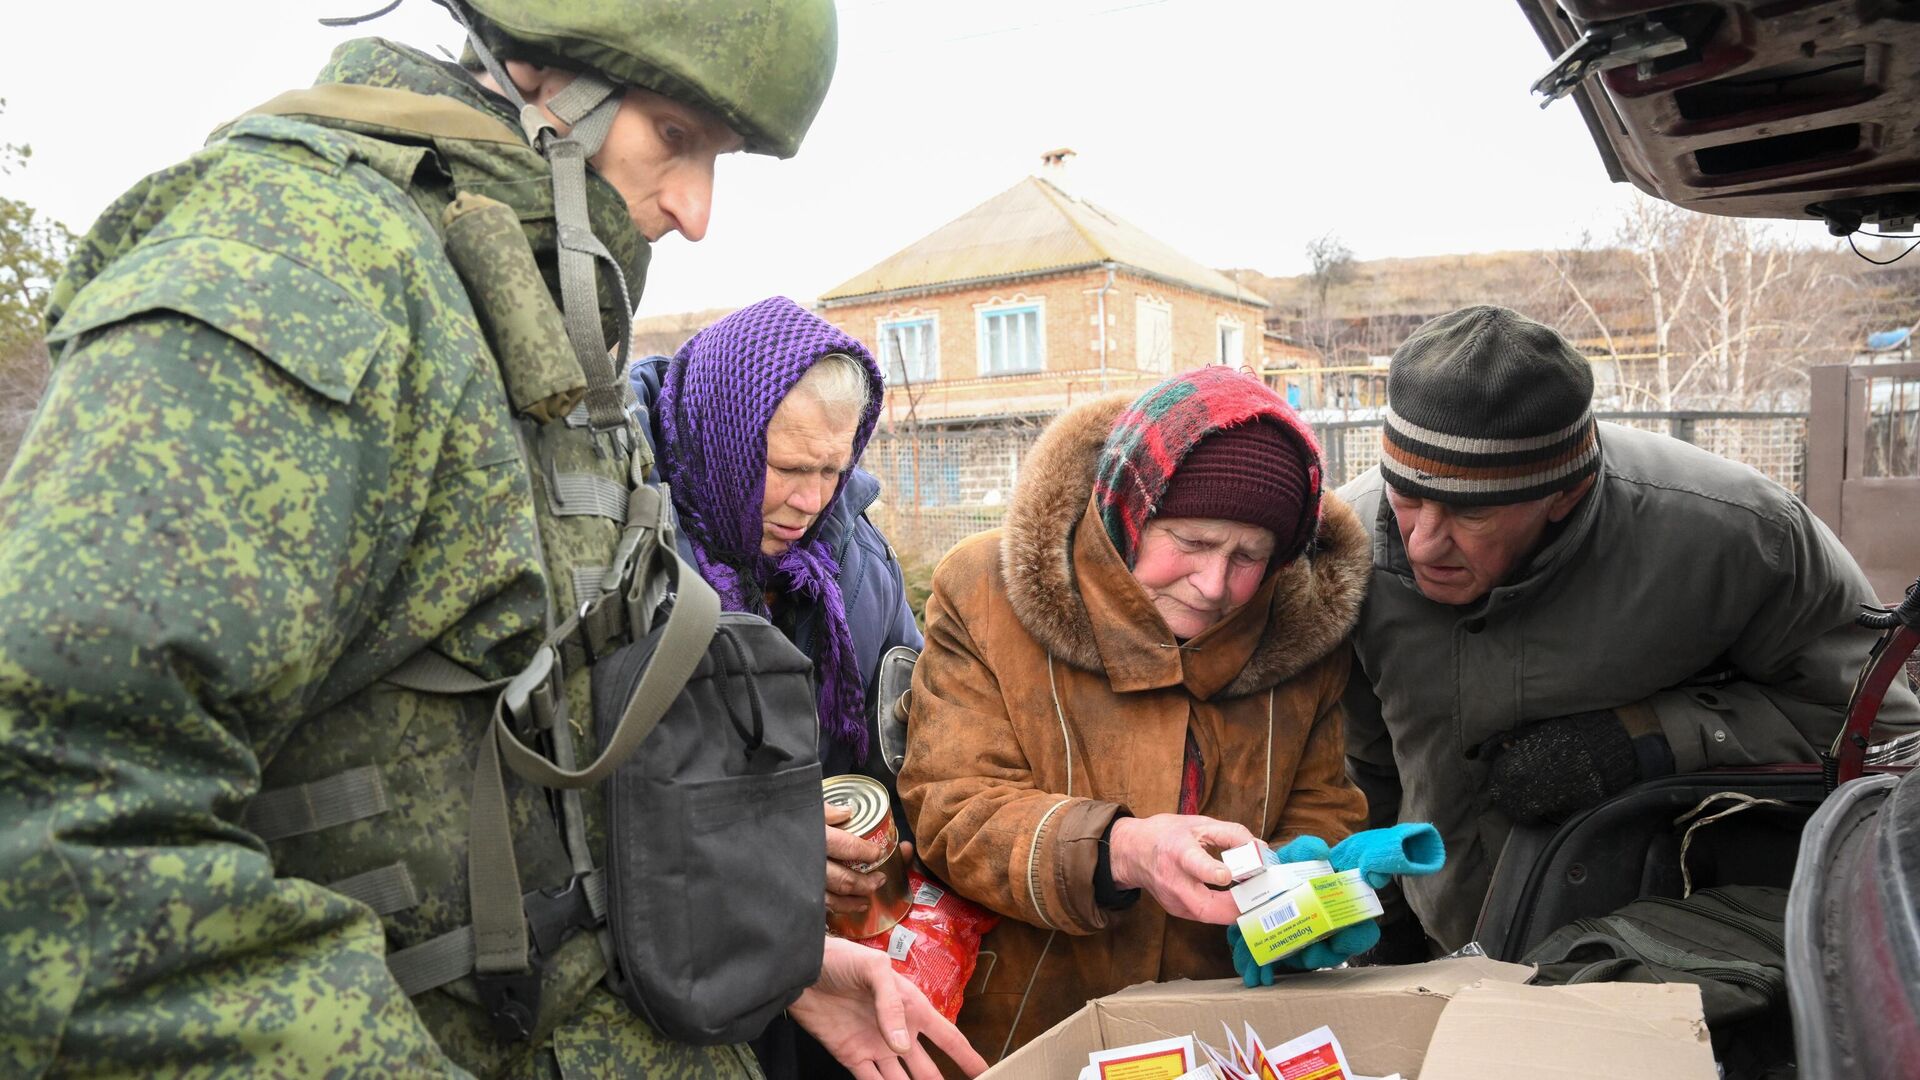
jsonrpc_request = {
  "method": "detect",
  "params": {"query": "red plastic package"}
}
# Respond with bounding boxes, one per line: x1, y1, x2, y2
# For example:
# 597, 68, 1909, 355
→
851, 869, 999, 1021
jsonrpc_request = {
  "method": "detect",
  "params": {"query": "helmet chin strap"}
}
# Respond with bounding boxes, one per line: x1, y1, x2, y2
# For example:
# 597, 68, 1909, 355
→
436, 1, 645, 1009
443, 0, 635, 447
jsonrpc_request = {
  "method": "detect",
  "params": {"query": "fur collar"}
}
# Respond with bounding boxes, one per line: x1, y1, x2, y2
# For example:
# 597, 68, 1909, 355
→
1002, 394, 1371, 696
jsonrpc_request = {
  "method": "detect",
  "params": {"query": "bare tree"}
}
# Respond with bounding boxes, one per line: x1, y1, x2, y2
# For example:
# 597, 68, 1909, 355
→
1301, 232, 1358, 407
1, 99, 73, 471
1540, 234, 1623, 375
1622, 198, 1712, 409
1535, 194, 1862, 415
1306, 232, 1356, 313
0, 340, 47, 470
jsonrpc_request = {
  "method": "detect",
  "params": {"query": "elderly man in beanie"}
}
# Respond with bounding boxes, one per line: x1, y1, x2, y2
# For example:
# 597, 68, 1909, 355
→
1338, 304, 1920, 956
902, 366, 1374, 1061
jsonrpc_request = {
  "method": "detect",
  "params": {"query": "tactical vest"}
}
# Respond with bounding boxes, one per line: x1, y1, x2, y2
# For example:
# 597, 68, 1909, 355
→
222, 86, 739, 1074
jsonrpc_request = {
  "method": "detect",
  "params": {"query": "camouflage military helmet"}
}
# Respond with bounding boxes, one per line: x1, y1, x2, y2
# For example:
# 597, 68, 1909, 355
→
460, 0, 838, 159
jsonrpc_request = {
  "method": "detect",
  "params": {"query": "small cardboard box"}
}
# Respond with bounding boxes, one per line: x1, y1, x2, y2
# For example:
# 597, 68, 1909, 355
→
980, 956, 1716, 1079
1220, 841, 1268, 884
1233, 868, 1384, 966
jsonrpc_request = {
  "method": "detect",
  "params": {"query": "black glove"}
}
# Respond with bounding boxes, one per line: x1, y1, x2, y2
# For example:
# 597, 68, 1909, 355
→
1481, 708, 1675, 824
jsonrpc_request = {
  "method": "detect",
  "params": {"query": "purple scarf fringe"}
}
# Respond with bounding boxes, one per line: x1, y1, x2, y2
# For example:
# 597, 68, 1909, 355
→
657, 297, 883, 760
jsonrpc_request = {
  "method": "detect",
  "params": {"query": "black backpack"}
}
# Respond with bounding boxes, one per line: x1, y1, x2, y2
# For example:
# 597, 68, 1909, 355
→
592, 610, 826, 1044
1526, 885, 1792, 1078
463, 510, 826, 1047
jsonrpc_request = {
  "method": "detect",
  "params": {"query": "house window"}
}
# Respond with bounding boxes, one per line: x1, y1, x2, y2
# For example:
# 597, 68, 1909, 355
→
1136, 298, 1172, 373
878, 317, 937, 385
978, 303, 1045, 375
1216, 318, 1245, 367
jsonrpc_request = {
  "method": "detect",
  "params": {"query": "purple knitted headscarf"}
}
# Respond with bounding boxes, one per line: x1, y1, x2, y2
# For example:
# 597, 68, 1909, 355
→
657, 296, 885, 759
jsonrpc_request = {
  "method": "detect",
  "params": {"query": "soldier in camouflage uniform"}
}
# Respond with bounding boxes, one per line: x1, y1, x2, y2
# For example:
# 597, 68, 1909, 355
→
0, 3, 964, 1077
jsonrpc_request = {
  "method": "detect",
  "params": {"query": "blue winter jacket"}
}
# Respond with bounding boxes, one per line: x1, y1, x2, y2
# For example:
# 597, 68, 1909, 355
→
628, 356, 922, 785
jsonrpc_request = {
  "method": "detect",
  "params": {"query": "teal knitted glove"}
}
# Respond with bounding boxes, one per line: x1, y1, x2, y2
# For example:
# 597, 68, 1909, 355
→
1328, 823, 1445, 890
1281, 920, 1381, 971
1268, 834, 1332, 865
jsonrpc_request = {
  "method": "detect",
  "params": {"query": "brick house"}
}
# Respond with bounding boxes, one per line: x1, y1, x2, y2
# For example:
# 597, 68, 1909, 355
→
817, 175, 1271, 425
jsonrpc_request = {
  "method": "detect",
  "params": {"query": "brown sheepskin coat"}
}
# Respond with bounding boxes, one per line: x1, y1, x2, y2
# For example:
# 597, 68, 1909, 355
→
899, 394, 1371, 1065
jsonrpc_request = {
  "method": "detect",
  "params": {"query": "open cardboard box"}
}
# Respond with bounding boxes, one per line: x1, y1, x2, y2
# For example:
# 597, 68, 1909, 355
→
980, 956, 1717, 1079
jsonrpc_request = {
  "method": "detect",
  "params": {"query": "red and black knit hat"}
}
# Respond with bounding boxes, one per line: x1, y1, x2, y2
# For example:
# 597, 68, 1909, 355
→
1094, 366, 1323, 566
1382, 306, 1599, 506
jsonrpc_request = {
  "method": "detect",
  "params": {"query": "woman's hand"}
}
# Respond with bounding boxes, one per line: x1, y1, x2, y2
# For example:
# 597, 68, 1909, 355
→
1108, 814, 1255, 924
825, 800, 910, 918
791, 937, 989, 1080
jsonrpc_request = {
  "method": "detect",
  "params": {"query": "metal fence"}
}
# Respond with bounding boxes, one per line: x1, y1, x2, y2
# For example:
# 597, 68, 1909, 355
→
1317, 411, 1809, 499
865, 411, 1809, 564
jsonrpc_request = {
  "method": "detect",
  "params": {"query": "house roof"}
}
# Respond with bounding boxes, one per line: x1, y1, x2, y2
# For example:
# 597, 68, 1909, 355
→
819, 176, 1268, 308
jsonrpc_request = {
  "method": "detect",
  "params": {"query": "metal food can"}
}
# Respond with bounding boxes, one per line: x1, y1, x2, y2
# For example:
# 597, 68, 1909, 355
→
823, 774, 912, 939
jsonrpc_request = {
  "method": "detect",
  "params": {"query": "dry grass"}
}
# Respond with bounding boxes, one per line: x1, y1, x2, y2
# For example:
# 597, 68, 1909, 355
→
1234, 245, 1913, 325
1231, 243, 1915, 370
1230, 250, 1642, 322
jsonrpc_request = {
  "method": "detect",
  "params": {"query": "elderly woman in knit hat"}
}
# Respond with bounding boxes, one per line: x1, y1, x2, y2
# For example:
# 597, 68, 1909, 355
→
899, 366, 1376, 1062
630, 296, 984, 1080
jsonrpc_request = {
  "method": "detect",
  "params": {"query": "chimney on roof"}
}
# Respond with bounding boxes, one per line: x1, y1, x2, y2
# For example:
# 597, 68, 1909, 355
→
1040, 147, 1076, 184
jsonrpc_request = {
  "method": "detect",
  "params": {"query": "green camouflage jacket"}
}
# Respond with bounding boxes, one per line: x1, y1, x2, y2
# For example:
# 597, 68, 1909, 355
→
0, 39, 757, 1080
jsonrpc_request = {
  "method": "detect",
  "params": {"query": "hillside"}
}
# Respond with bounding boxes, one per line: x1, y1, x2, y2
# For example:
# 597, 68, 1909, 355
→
1227, 250, 1612, 321
629, 306, 732, 360
1229, 244, 1917, 356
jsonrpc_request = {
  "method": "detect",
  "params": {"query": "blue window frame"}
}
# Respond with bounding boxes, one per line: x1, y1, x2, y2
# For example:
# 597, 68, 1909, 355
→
878, 317, 937, 384
978, 304, 1044, 375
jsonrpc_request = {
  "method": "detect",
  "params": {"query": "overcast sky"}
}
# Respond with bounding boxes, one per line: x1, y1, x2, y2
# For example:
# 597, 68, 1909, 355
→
4, 0, 1842, 316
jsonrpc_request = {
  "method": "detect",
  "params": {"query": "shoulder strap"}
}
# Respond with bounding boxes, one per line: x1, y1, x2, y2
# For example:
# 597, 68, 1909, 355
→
238, 83, 525, 146
382, 648, 509, 695
466, 470, 720, 992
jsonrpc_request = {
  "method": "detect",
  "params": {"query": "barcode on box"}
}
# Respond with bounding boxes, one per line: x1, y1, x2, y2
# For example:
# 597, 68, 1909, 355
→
887, 924, 917, 961
1258, 900, 1301, 933
913, 882, 945, 907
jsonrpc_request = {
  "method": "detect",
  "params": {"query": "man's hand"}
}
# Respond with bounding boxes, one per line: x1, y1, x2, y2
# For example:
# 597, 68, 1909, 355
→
792, 937, 989, 1080
1108, 814, 1256, 924
1482, 708, 1674, 824
825, 800, 910, 918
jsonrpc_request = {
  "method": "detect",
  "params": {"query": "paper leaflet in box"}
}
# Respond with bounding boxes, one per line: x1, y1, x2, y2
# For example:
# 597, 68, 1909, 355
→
1089, 1017, 1407, 1080
1264, 1024, 1351, 1080
1087, 1034, 1195, 1079
1240, 1023, 1276, 1080
979, 956, 1716, 1080
1196, 1034, 1245, 1080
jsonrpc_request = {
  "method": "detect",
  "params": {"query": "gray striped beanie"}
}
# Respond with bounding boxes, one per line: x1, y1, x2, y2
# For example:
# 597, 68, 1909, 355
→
1381, 306, 1599, 506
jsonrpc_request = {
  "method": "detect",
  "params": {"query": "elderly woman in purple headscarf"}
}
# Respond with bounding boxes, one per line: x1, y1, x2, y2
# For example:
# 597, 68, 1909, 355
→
629, 296, 977, 1080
